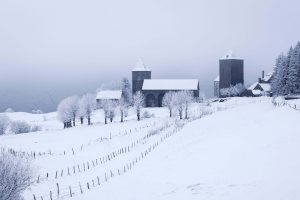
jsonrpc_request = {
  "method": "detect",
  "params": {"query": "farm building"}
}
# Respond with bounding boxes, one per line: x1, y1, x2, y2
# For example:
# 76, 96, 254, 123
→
132, 59, 199, 107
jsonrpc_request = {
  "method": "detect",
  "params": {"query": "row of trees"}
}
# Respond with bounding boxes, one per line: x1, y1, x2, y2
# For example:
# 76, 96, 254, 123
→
57, 90, 196, 128
57, 94, 96, 128
57, 78, 136, 128
271, 41, 300, 96
162, 91, 194, 119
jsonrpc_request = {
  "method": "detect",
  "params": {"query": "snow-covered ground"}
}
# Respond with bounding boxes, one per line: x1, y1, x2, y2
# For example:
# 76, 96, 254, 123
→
1, 97, 299, 200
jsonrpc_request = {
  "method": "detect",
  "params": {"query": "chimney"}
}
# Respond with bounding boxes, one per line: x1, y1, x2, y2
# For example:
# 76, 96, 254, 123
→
262, 70, 265, 79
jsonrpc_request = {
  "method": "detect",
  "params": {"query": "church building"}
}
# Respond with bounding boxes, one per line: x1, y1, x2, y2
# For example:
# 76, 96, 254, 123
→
132, 59, 200, 107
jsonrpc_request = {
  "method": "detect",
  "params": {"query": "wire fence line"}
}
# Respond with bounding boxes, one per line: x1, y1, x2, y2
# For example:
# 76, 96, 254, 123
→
2, 121, 160, 159
31, 120, 185, 200
34, 121, 173, 185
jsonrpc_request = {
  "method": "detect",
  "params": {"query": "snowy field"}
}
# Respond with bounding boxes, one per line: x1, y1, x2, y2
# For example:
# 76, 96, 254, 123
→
0, 97, 299, 200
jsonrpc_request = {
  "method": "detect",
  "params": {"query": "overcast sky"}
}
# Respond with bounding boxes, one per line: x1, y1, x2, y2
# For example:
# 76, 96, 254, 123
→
1, 0, 300, 112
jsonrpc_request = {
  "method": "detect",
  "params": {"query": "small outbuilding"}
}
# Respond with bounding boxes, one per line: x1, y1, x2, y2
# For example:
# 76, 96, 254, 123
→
96, 90, 123, 107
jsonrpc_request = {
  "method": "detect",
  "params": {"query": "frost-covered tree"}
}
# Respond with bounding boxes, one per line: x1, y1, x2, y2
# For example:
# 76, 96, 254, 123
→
57, 97, 73, 128
133, 91, 145, 121
0, 114, 10, 135
102, 100, 115, 124
220, 83, 245, 97
288, 42, 300, 94
272, 53, 287, 96
0, 152, 33, 200
162, 92, 176, 117
78, 94, 96, 125
67, 95, 79, 127
173, 91, 186, 120
121, 77, 132, 105
77, 104, 86, 125
271, 43, 300, 96
282, 47, 294, 95
118, 97, 128, 123
183, 91, 194, 119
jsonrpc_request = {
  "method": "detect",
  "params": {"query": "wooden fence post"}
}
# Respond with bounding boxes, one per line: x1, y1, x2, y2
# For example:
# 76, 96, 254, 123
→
79, 182, 83, 194
56, 183, 60, 197
69, 186, 72, 197
97, 176, 100, 185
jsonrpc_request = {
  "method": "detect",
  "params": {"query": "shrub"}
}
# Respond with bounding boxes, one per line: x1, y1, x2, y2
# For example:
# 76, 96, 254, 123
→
31, 125, 42, 132
32, 109, 43, 114
10, 121, 31, 134
0, 114, 10, 135
142, 110, 154, 119
0, 152, 33, 200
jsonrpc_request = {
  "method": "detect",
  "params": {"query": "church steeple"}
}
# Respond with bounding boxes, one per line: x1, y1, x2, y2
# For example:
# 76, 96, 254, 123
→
132, 58, 151, 72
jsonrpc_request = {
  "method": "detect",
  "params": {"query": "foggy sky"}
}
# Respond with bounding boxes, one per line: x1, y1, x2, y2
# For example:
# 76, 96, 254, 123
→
1, 0, 300, 112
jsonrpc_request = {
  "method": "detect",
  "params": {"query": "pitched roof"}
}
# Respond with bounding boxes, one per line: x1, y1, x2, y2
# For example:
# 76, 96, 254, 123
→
248, 82, 259, 90
248, 82, 271, 92
96, 90, 122, 100
132, 58, 151, 71
259, 83, 271, 92
142, 79, 199, 90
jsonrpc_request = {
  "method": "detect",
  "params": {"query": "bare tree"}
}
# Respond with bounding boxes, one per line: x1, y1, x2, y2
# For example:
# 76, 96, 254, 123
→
162, 92, 176, 117
0, 114, 10, 135
133, 91, 145, 121
0, 152, 33, 200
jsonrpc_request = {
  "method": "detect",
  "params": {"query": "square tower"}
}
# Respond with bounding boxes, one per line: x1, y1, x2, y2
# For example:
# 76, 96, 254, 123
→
132, 58, 151, 94
219, 52, 244, 92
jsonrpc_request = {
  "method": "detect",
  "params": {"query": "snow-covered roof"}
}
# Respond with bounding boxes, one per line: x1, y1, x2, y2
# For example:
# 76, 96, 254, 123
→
220, 50, 242, 60
96, 90, 122, 100
214, 76, 219, 82
248, 82, 271, 92
259, 83, 271, 92
132, 58, 151, 71
142, 79, 199, 90
248, 82, 259, 90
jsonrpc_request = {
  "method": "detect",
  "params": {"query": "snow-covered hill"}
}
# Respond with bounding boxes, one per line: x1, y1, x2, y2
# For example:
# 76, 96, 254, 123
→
1, 97, 299, 200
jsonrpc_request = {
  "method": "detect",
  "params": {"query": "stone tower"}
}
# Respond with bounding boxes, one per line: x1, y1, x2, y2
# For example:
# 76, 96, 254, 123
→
132, 58, 151, 95
219, 51, 244, 93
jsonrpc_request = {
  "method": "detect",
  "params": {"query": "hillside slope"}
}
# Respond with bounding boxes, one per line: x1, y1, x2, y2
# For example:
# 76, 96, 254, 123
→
75, 99, 300, 200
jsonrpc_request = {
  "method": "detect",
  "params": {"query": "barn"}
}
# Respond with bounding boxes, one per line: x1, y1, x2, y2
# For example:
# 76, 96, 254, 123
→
132, 59, 199, 107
